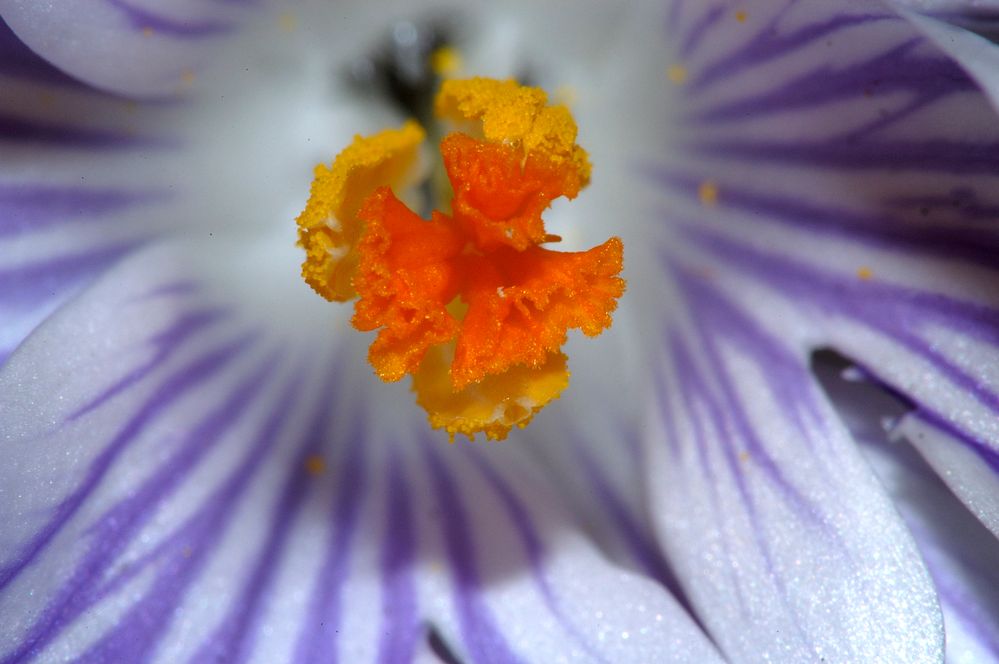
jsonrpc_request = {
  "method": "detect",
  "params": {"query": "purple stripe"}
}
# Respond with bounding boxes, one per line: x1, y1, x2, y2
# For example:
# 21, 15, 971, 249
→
293, 416, 369, 664
466, 449, 610, 663
689, 40, 972, 127
679, 5, 726, 60
0, 241, 143, 311
683, 228, 999, 416
2, 350, 275, 664
0, 114, 174, 149
658, 340, 748, 611
570, 437, 689, 609
70, 307, 229, 420
424, 444, 523, 664
105, 0, 232, 37
650, 169, 999, 271
71, 353, 294, 664
690, 11, 896, 92
688, 137, 999, 174
0, 17, 87, 87
375, 456, 420, 664
0, 184, 168, 237
0, 334, 254, 594
187, 366, 323, 664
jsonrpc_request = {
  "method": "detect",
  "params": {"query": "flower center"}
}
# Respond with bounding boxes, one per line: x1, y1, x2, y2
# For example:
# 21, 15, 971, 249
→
295, 77, 624, 441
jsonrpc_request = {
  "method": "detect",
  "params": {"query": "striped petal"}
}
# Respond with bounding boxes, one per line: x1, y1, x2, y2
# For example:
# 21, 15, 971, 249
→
0, 237, 719, 663
815, 358, 999, 664
648, 0, 999, 540
627, 0, 999, 658
0, 0, 262, 98
0, 14, 379, 365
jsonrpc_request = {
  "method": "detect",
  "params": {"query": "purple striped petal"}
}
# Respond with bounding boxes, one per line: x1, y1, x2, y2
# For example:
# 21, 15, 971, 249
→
0, 240, 720, 662
623, 0, 999, 658
645, 0, 999, 545
0, 1, 261, 97
816, 361, 999, 664
0, 15, 358, 366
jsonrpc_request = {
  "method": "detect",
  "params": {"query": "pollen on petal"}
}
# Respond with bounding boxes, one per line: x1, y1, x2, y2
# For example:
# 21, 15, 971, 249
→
413, 344, 570, 441
451, 238, 625, 390
441, 132, 584, 250
296, 121, 425, 301
352, 187, 464, 382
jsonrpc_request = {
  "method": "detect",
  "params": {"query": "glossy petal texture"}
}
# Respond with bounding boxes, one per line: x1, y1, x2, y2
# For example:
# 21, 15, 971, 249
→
815, 358, 999, 664
0, 240, 721, 664
4, 0, 999, 662
0, 0, 259, 97
0, 3, 723, 661
630, 0, 999, 660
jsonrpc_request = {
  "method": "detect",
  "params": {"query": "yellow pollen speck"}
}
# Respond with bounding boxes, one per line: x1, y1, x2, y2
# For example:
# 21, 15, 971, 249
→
698, 180, 719, 206
180, 70, 196, 85
278, 13, 298, 33
430, 46, 462, 77
182, 546, 193, 558
738, 450, 750, 463
857, 266, 873, 280
554, 85, 578, 108
667, 64, 688, 85
735, 10, 748, 23
304, 454, 327, 475
142, 26, 154, 37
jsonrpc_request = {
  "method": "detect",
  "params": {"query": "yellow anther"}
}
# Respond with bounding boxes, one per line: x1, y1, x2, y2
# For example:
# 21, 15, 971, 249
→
296, 121, 425, 301
435, 78, 591, 185
413, 344, 570, 441
667, 64, 688, 85
430, 46, 463, 77
698, 180, 719, 206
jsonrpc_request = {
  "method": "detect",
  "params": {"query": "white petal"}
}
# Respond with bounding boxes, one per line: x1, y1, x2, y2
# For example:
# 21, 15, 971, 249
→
644, 0, 999, 540
815, 359, 999, 664
0, 1, 261, 98
642, 270, 942, 662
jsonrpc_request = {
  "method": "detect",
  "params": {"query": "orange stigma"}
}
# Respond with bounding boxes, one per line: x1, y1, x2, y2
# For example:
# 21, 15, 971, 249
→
296, 78, 624, 440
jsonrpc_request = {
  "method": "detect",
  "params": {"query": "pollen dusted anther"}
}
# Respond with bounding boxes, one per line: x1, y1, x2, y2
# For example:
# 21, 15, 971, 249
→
296, 78, 625, 441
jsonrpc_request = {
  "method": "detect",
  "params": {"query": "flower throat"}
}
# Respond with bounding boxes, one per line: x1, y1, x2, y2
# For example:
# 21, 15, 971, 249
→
296, 46, 624, 441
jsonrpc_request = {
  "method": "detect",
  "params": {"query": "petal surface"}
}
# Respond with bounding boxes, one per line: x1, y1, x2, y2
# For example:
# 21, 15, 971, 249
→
815, 357, 999, 664
0, 235, 718, 663
0, 0, 261, 97
646, 0, 999, 545
617, 0, 999, 659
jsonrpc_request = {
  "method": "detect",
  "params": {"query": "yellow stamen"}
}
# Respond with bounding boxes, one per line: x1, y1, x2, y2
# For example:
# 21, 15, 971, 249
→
413, 344, 570, 441
430, 46, 463, 77
296, 121, 425, 301
435, 77, 591, 185
297, 79, 624, 441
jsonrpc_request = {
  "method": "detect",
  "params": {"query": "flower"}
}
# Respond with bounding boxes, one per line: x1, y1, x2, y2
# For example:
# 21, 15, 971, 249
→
2, 1, 999, 662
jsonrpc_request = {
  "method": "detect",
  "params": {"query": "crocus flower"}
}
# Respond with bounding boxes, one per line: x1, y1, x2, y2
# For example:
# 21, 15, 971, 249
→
2, 0, 999, 662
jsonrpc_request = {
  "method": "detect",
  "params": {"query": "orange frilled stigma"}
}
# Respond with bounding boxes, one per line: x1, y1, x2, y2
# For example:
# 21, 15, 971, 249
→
296, 78, 624, 441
